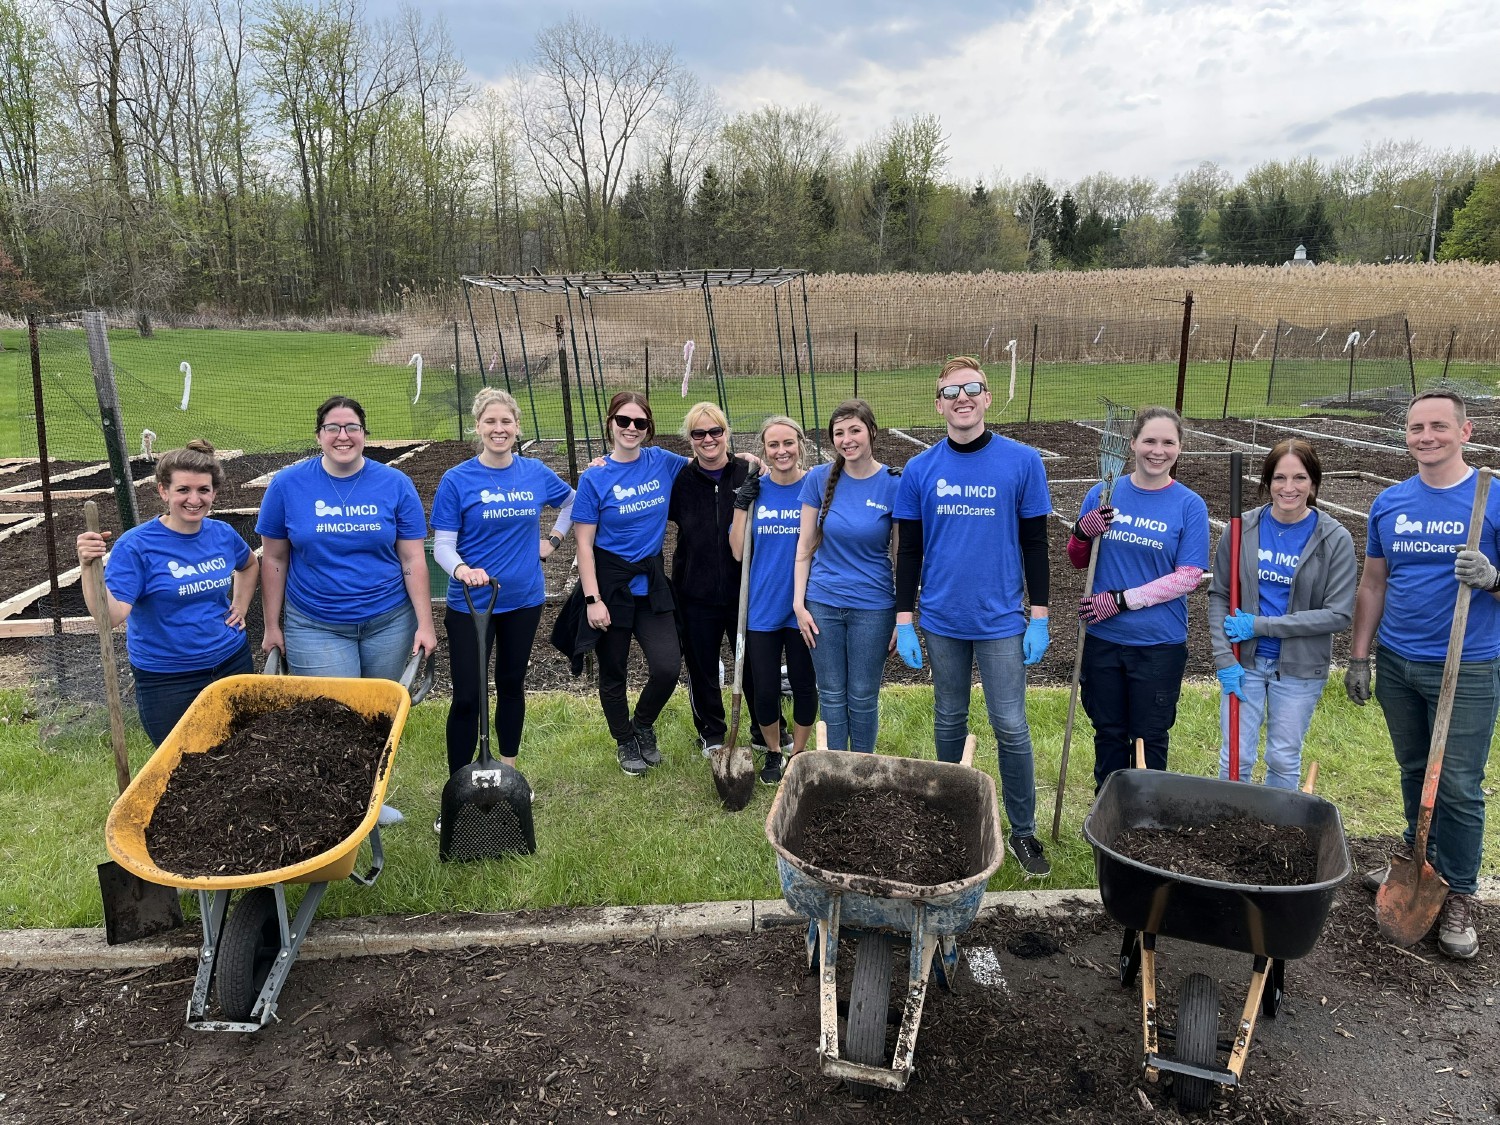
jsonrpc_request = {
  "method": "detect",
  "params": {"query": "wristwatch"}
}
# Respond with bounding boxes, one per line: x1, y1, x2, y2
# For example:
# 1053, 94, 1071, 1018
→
584, 594, 598, 604
548, 532, 563, 549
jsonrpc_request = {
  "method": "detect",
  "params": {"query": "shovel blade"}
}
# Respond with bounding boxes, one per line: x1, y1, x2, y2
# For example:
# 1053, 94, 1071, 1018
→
98, 861, 183, 945
711, 743, 755, 812
1374, 853, 1450, 947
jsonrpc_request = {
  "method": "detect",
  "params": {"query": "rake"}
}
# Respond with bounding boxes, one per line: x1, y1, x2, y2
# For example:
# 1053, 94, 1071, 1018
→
1051, 398, 1134, 841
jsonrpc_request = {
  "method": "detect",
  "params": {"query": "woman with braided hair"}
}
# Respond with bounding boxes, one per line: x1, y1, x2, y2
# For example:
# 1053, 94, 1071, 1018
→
792, 399, 900, 752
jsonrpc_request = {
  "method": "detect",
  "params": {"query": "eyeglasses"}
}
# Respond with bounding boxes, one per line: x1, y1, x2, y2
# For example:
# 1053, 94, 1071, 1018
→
689, 426, 725, 441
938, 381, 987, 400
318, 422, 366, 436
612, 415, 650, 431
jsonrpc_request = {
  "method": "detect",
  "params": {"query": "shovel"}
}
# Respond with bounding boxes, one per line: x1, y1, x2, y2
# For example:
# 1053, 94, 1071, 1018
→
1376, 466, 1493, 946
85, 500, 184, 944
1226, 451, 1244, 781
711, 504, 757, 812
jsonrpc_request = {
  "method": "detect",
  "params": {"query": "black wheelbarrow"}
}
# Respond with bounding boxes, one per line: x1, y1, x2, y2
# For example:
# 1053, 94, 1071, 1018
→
1082, 766, 1351, 1110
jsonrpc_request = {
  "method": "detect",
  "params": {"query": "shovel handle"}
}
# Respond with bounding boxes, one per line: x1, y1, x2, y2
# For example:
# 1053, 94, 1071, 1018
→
84, 501, 132, 795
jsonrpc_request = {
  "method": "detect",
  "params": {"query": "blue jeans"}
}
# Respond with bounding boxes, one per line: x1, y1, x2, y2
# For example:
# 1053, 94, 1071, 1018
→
806, 601, 894, 752
284, 601, 416, 681
924, 629, 1037, 838
1219, 656, 1326, 789
132, 640, 253, 747
1080, 635, 1189, 788
1374, 642, 1499, 896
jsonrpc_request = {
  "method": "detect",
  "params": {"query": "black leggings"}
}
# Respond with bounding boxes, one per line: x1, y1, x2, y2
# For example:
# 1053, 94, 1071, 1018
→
594, 599, 681, 742
746, 628, 817, 731
445, 603, 544, 773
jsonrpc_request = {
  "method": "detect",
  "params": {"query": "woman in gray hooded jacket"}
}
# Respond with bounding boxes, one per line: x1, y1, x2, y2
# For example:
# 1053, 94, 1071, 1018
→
1208, 439, 1357, 788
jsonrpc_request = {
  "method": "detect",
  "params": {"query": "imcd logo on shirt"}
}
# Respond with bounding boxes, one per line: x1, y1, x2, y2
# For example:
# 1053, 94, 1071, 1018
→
1394, 513, 1463, 535
612, 483, 638, 500
167, 559, 225, 578
481, 488, 535, 503
935, 478, 995, 499
1394, 514, 1422, 534
1258, 548, 1273, 562
314, 499, 379, 517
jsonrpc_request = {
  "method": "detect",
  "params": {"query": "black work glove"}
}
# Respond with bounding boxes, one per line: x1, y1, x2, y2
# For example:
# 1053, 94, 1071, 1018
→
733, 474, 761, 512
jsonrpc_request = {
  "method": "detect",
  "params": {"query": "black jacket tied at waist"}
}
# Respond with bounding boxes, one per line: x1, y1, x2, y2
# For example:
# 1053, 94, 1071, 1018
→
549, 547, 675, 673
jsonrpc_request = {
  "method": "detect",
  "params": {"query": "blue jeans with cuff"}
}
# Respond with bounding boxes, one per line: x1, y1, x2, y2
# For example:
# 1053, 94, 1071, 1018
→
1218, 655, 1326, 789
805, 600, 894, 753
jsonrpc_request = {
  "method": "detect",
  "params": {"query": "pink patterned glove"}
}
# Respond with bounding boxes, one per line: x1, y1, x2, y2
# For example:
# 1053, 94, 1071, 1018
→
1078, 590, 1126, 625
1073, 505, 1115, 541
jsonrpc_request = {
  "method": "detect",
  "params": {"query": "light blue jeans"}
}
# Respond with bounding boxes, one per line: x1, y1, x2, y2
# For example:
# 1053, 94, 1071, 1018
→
805, 600, 895, 753
1218, 655, 1326, 789
924, 629, 1037, 839
284, 600, 416, 681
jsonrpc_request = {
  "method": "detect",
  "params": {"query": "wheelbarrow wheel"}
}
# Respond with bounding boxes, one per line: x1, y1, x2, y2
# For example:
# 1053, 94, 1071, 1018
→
845, 931, 894, 1097
217, 888, 280, 1022
1174, 972, 1220, 1112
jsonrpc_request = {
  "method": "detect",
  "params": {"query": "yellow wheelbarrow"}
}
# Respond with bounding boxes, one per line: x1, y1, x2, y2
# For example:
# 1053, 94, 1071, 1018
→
105, 672, 412, 1032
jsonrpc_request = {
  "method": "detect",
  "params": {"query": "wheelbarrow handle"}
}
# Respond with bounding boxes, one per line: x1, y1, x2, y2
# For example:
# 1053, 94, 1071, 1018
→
399, 650, 435, 705
263, 645, 286, 676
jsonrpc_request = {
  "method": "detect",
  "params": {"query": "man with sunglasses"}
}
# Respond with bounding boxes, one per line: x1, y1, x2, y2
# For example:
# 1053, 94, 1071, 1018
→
894, 357, 1054, 877
668, 403, 790, 763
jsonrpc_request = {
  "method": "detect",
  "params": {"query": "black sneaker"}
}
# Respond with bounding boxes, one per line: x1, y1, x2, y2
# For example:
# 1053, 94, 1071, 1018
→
634, 722, 661, 766
760, 751, 784, 786
1010, 834, 1052, 879
779, 727, 794, 751
617, 735, 649, 777
432, 816, 442, 835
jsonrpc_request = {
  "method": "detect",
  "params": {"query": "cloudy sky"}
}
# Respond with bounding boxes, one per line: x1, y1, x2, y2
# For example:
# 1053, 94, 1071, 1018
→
382, 0, 1500, 184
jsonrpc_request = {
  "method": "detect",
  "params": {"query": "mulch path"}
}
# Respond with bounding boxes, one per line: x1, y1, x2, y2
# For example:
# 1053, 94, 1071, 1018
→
1113, 821, 1320, 887
796, 789, 968, 886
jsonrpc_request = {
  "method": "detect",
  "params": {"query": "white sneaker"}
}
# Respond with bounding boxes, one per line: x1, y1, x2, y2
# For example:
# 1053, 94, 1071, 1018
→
377, 804, 404, 827
699, 738, 724, 759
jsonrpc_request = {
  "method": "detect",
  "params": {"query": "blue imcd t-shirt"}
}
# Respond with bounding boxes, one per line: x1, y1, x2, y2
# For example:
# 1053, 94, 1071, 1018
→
256, 458, 427, 622
573, 446, 690, 595
104, 516, 251, 672
1254, 509, 1317, 662
1368, 471, 1500, 662
745, 477, 805, 632
430, 456, 574, 613
800, 463, 899, 611
1082, 476, 1210, 647
895, 436, 1052, 640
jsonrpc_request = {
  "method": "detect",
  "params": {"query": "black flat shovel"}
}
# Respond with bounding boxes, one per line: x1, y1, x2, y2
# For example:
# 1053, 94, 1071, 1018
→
85, 500, 184, 944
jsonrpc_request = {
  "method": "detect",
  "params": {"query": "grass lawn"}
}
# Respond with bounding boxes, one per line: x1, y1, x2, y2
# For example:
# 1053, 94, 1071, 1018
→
2, 680, 1494, 931
2, 325, 1465, 459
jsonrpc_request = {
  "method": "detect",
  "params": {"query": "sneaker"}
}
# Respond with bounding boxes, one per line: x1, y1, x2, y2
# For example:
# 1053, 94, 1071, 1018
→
634, 722, 661, 766
617, 735, 649, 777
1437, 894, 1479, 960
1010, 834, 1052, 879
1361, 842, 1414, 893
432, 816, 442, 835
779, 727, 794, 752
760, 751, 784, 786
377, 804, 404, 827
700, 740, 724, 759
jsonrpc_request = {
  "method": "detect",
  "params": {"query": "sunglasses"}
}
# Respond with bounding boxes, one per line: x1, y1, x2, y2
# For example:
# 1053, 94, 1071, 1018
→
612, 415, 651, 431
938, 381, 987, 400
689, 426, 725, 441
318, 422, 366, 435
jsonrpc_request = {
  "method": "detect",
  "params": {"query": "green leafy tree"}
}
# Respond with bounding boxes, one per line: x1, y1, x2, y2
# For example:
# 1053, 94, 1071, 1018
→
1438, 165, 1500, 262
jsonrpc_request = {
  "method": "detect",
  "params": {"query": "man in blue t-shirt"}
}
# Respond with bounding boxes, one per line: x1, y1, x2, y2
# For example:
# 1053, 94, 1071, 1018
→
894, 357, 1054, 879
1347, 389, 1500, 960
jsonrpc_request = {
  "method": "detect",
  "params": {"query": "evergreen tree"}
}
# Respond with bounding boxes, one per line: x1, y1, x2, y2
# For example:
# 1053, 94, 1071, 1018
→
1298, 197, 1337, 262
1215, 189, 1258, 263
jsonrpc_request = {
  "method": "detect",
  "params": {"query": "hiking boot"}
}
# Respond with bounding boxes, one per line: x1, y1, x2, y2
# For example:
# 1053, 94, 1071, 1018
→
617, 735, 649, 777
1361, 842, 1414, 892
760, 751, 784, 786
1437, 893, 1479, 960
1010, 834, 1052, 879
634, 722, 661, 766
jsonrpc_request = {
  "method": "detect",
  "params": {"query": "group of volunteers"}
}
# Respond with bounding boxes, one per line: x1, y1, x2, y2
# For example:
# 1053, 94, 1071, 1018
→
78, 367, 1497, 959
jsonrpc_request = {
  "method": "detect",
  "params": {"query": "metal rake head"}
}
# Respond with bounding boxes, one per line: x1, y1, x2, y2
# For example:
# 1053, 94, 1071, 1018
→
1098, 397, 1136, 491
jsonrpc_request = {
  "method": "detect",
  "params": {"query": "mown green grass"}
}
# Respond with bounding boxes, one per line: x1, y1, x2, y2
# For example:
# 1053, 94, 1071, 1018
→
2, 680, 1494, 930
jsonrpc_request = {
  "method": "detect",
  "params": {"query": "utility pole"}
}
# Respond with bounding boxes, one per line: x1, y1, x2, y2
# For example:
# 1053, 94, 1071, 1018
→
1426, 181, 1441, 264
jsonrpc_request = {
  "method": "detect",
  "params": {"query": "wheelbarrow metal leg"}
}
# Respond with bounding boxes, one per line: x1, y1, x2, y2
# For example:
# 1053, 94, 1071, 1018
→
816, 897, 843, 1065
188, 889, 232, 1026
1227, 956, 1272, 1080
249, 881, 329, 1028
888, 907, 936, 1090
1140, 932, 1160, 1082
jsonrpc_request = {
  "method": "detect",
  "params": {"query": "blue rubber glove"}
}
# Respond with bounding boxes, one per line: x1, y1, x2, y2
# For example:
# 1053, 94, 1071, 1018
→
1216, 664, 1247, 701
1022, 617, 1050, 666
895, 623, 923, 670
1223, 609, 1257, 644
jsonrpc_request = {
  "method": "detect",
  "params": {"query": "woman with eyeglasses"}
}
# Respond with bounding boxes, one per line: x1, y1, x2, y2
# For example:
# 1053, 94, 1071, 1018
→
793, 399, 901, 753
668, 402, 786, 765
1070, 405, 1210, 788
572, 392, 695, 776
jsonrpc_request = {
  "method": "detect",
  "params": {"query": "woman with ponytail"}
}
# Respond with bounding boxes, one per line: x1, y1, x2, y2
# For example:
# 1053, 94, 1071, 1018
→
792, 400, 900, 752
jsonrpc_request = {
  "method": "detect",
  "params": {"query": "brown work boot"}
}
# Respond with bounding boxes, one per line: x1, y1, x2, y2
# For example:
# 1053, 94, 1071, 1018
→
1437, 893, 1479, 961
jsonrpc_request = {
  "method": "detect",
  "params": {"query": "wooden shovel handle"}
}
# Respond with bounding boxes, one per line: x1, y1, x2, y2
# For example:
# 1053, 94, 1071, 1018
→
84, 501, 132, 795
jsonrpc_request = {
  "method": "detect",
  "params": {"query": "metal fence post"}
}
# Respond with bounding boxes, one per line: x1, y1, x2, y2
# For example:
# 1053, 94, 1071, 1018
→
83, 310, 139, 529
1174, 290, 1193, 416
29, 314, 63, 634
1221, 324, 1238, 420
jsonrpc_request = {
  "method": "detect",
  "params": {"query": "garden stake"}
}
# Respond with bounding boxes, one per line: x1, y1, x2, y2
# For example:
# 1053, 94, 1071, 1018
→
86, 500, 184, 944
1376, 466, 1494, 946
1227, 451, 1243, 780
713, 503, 757, 812
1052, 400, 1133, 841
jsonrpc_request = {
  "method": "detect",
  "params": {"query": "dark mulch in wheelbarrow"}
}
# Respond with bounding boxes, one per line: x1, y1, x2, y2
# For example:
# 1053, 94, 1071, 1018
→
796, 789, 969, 886
1113, 820, 1321, 887
145, 699, 393, 877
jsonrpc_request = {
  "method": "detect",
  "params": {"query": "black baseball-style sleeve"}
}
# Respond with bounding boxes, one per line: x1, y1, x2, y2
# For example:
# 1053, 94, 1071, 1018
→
1019, 514, 1050, 608
895, 518, 924, 612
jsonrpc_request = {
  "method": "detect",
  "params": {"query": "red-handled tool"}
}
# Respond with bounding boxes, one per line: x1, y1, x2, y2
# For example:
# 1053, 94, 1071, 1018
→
1227, 451, 1243, 781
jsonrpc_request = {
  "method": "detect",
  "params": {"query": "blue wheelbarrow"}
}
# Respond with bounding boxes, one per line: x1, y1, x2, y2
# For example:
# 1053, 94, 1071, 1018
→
764, 730, 1004, 1093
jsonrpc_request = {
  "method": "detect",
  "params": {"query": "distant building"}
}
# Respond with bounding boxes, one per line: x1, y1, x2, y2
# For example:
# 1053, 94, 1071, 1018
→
1284, 244, 1315, 268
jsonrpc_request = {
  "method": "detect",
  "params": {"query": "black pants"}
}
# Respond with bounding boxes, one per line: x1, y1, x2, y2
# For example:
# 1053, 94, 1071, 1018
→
1080, 634, 1189, 788
678, 596, 782, 746
747, 628, 817, 731
595, 598, 681, 742
444, 603, 544, 773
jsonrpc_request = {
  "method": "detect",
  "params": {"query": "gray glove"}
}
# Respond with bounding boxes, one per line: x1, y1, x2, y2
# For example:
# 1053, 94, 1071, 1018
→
1455, 548, 1499, 591
1344, 657, 1371, 707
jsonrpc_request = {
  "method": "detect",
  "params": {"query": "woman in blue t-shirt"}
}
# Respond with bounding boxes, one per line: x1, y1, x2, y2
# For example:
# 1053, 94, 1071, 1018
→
75, 440, 259, 746
573, 391, 692, 776
1208, 439, 1355, 788
792, 399, 901, 753
729, 416, 816, 785
1070, 406, 1210, 786
432, 389, 575, 796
